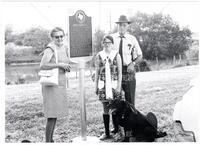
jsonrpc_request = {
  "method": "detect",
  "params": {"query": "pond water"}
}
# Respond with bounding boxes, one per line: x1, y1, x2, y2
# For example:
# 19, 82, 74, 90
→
5, 63, 41, 83
5, 63, 93, 84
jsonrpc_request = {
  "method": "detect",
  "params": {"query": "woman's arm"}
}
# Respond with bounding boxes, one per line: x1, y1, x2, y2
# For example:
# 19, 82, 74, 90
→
40, 49, 57, 70
116, 53, 122, 92
40, 48, 70, 71
40, 62, 61, 70
40, 61, 70, 72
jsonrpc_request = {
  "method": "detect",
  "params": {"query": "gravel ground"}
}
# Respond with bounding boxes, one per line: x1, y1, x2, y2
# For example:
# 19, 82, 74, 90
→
5, 65, 199, 143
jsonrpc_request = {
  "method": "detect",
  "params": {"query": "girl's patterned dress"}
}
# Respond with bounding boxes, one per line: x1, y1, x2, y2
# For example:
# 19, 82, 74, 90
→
96, 50, 121, 102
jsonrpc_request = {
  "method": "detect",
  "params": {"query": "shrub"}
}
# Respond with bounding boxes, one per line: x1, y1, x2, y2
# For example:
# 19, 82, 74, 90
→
185, 49, 199, 60
135, 59, 151, 72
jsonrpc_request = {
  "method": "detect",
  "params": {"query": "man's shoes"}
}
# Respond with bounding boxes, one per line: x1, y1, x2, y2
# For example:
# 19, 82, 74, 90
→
99, 133, 111, 140
113, 131, 123, 142
110, 128, 118, 134
129, 136, 136, 142
121, 137, 130, 142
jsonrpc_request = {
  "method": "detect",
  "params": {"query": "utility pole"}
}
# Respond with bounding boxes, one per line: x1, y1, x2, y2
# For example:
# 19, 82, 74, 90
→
109, 10, 112, 32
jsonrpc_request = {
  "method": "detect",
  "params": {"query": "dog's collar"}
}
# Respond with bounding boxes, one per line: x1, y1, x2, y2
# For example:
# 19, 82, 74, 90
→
130, 105, 137, 114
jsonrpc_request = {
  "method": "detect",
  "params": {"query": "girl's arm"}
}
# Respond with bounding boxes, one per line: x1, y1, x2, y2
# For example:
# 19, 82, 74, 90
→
116, 53, 122, 92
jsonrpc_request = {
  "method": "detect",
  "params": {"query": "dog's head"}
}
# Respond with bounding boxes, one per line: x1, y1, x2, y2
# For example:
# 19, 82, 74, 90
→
108, 99, 137, 115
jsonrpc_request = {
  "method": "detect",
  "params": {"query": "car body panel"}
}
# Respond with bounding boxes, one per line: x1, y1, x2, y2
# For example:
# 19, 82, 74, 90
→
173, 76, 200, 142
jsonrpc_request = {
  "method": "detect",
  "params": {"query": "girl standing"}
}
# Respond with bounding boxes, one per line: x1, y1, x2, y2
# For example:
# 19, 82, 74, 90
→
95, 35, 122, 140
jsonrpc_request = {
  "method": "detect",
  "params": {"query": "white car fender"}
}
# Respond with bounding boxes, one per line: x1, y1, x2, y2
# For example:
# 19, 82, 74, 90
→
173, 76, 200, 142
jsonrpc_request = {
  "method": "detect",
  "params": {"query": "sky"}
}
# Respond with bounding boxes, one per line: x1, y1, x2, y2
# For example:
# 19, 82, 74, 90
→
2, 1, 200, 34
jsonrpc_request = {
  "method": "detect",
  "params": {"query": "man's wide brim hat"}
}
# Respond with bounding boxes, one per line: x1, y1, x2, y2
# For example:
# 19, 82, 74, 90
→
116, 15, 132, 24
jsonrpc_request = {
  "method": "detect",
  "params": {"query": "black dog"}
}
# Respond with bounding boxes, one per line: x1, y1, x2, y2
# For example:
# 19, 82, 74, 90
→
108, 99, 167, 142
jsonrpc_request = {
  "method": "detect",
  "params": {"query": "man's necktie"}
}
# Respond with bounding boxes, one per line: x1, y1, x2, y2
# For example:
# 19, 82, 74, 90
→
105, 57, 112, 99
119, 36, 124, 66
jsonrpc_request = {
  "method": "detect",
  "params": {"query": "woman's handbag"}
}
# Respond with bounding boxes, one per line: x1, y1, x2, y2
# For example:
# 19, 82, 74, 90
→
39, 47, 59, 86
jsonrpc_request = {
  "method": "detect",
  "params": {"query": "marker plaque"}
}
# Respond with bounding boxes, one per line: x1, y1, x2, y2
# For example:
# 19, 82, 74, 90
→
69, 10, 92, 57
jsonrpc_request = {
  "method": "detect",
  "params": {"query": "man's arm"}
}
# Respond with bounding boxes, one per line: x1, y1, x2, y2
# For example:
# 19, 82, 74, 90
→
127, 36, 143, 73
133, 54, 143, 65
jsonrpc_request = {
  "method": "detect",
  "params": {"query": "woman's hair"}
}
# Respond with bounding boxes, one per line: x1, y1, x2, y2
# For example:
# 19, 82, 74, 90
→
50, 27, 65, 38
103, 35, 114, 44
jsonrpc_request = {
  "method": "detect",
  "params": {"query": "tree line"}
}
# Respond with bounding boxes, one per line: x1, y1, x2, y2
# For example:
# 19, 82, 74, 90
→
5, 26, 51, 55
5, 12, 193, 61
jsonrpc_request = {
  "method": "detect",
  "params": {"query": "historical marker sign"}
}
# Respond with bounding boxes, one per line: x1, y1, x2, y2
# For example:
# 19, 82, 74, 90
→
69, 10, 92, 57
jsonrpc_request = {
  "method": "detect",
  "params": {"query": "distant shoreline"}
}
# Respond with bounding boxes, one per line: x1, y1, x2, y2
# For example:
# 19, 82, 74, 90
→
5, 60, 41, 66
8, 62, 40, 66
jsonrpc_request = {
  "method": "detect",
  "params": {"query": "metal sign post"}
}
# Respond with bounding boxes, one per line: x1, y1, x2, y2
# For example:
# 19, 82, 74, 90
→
69, 10, 99, 143
79, 59, 87, 141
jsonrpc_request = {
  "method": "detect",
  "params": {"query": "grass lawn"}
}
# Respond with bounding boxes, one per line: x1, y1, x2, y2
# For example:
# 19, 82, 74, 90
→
5, 65, 199, 143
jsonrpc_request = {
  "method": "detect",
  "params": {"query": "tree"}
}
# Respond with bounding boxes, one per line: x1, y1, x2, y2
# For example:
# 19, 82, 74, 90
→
92, 29, 106, 54
5, 26, 51, 54
5, 25, 14, 44
22, 27, 51, 54
128, 12, 192, 60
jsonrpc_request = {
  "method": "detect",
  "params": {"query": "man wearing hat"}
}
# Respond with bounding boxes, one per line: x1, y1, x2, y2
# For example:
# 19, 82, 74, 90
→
111, 15, 143, 141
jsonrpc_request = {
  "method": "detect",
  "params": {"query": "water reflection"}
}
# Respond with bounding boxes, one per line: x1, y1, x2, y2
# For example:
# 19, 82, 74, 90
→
5, 63, 94, 84
5, 63, 40, 84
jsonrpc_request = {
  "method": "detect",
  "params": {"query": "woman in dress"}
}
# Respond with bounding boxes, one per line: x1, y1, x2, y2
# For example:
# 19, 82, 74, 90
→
95, 35, 122, 140
40, 27, 71, 142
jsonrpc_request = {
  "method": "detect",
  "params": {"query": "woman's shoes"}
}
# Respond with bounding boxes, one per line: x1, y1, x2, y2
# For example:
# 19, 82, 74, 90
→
46, 139, 54, 143
21, 140, 31, 143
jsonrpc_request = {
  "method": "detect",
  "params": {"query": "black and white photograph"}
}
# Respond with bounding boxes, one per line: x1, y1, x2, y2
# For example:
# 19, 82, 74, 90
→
2, 0, 200, 143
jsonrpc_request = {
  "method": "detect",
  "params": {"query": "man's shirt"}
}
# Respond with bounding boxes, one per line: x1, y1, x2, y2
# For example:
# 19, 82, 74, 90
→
111, 32, 142, 66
